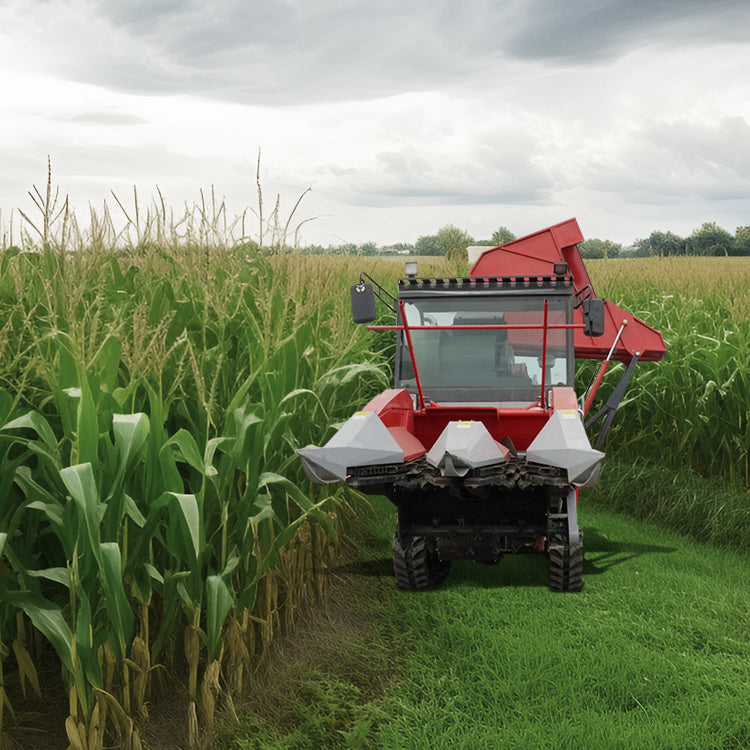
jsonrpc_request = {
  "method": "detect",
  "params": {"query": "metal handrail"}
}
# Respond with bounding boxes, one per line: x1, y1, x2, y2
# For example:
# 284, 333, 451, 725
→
371, 308, 584, 410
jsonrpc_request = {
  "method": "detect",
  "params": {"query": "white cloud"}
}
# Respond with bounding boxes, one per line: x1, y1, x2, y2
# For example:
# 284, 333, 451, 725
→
2, 0, 750, 247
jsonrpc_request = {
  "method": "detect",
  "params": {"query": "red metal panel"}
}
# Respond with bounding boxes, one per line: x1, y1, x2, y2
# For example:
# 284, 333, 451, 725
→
362, 388, 413, 413
471, 218, 589, 287
363, 390, 562, 452
365, 389, 417, 436
574, 300, 666, 362
469, 218, 666, 363
548, 387, 578, 411
387, 426, 426, 461
411, 405, 550, 452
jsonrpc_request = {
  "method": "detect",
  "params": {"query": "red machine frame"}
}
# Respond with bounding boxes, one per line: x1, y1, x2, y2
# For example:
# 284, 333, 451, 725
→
362, 218, 666, 454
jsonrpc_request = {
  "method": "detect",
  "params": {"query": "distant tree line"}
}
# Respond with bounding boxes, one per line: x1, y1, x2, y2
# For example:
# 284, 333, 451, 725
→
296, 225, 517, 260
630, 223, 750, 257
293, 221, 750, 258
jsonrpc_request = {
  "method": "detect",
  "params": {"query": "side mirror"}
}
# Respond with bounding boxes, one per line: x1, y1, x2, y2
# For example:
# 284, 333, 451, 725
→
350, 282, 376, 323
582, 298, 605, 337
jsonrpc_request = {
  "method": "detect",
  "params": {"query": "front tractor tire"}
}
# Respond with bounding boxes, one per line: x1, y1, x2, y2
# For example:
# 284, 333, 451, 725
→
392, 533, 451, 590
547, 528, 583, 592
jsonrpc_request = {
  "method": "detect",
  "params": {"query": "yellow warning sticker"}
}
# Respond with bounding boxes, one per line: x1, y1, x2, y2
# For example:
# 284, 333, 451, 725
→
457, 420, 473, 428
560, 409, 578, 419
352, 411, 371, 419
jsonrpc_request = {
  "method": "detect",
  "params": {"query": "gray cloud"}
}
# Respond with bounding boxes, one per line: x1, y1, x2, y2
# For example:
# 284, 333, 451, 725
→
317, 133, 556, 208
7, 0, 750, 109
49, 0, 749, 106
502, 0, 750, 62
63, 0, 476, 102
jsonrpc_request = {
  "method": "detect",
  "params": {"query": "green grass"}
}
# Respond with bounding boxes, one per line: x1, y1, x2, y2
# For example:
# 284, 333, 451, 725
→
224, 489, 750, 750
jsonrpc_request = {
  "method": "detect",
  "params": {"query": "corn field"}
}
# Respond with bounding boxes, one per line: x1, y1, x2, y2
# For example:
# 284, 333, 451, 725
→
0, 203, 403, 748
585, 256, 750, 486
0, 183, 748, 748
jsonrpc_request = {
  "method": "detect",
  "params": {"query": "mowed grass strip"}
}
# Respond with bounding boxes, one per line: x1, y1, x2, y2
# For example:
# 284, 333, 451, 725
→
227, 494, 750, 749
376, 500, 750, 750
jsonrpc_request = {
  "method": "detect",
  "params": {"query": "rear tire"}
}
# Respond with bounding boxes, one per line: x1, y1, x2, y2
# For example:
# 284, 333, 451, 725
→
547, 529, 583, 592
392, 533, 451, 590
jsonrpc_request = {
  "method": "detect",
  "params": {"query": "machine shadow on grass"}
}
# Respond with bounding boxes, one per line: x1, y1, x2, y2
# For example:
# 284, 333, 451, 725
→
335, 554, 550, 590
581, 526, 677, 578
331, 523, 678, 592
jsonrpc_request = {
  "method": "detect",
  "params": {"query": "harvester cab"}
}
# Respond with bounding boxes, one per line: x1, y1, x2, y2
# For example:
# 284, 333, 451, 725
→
298, 219, 666, 591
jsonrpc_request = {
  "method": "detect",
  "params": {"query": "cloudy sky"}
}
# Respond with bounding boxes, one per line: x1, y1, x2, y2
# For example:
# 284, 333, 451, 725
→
1, 0, 749, 248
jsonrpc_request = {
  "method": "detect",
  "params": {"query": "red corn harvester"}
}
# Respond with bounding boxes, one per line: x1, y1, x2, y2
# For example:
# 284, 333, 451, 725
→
298, 219, 666, 591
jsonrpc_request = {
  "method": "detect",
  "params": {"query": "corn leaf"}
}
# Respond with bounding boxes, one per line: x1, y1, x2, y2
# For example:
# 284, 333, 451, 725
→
76, 372, 100, 469
165, 430, 205, 475
92, 335, 123, 395
258, 470, 313, 515
74, 584, 102, 688
205, 575, 234, 662
60, 463, 102, 565
25, 567, 69, 588
15, 468, 66, 540
123, 493, 147, 527
1, 411, 61, 465
158, 442, 185, 494
112, 413, 150, 481
168, 493, 201, 564
0, 244, 20, 275
144, 562, 165, 585
99, 542, 135, 659
1, 590, 74, 673
55, 336, 99, 467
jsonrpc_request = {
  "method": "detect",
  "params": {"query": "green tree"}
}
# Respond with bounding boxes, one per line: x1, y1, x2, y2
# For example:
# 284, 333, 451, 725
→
414, 234, 443, 256
358, 241, 378, 256
491, 227, 516, 245
438, 224, 473, 263
632, 231, 686, 257
579, 238, 622, 259
687, 222, 734, 256
733, 226, 750, 256
414, 225, 473, 259
335, 242, 358, 255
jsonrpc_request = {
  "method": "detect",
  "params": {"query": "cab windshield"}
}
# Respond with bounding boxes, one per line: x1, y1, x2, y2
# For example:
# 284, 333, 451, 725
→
396, 294, 573, 404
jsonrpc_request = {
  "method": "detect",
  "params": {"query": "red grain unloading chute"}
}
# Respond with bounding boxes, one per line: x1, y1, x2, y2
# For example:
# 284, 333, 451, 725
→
470, 218, 667, 364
